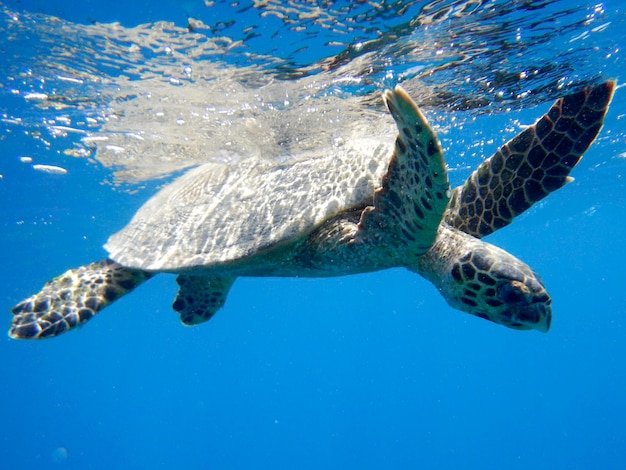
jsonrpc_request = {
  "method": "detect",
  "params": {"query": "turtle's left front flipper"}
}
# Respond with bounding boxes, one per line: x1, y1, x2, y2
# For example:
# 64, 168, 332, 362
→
10, 260, 152, 339
445, 80, 615, 238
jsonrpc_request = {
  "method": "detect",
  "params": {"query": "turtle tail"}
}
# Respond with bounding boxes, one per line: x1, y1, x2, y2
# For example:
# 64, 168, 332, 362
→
9, 259, 152, 339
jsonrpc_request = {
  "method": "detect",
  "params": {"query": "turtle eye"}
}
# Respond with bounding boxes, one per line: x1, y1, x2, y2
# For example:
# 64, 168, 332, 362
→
499, 281, 529, 306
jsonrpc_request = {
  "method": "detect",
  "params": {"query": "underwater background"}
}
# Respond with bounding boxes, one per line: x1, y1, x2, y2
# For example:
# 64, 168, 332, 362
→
1, 0, 625, 468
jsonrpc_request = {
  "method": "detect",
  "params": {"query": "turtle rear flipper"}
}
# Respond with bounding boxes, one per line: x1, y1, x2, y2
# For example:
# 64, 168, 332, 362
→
173, 275, 235, 325
445, 80, 615, 238
10, 260, 152, 339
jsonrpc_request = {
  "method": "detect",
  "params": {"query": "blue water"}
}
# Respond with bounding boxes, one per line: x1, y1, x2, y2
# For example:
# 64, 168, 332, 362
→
1, 1, 625, 469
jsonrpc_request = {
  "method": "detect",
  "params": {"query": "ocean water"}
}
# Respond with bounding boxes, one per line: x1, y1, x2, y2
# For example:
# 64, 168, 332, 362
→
1, 0, 625, 469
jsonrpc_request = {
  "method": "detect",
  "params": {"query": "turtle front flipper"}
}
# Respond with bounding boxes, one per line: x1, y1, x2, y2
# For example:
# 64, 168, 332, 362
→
445, 80, 615, 238
9, 260, 152, 339
173, 275, 235, 326
360, 86, 451, 257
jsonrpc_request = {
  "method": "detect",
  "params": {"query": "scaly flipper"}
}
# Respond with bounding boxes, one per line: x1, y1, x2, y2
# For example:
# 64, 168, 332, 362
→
444, 81, 615, 238
10, 260, 152, 339
173, 275, 235, 325
360, 86, 450, 257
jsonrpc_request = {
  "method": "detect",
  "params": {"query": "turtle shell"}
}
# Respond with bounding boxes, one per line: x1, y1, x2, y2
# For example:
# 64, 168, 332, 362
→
105, 139, 393, 271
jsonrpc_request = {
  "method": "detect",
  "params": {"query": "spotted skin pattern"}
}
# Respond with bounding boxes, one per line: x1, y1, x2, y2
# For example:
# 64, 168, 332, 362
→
445, 81, 616, 238
415, 225, 552, 331
10, 260, 151, 339
302, 86, 450, 271
173, 275, 235, 325
8, 82, 614, 339
417, 80, 615, 331
360, 86, 450, 258
449, 238, 552, 331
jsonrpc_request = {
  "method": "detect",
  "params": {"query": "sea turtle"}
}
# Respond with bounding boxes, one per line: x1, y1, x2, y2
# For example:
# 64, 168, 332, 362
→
9, 81, 615, 339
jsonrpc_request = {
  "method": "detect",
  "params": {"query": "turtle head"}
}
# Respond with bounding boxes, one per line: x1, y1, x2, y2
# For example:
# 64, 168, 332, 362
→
444, 241, 552, 332
414, 230, 552, 332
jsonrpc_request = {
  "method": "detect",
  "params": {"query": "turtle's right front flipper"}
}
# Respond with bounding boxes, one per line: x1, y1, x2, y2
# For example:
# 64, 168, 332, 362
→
10, 259, 152, 339
445, 80, 615, 238
359, 86, 450, 258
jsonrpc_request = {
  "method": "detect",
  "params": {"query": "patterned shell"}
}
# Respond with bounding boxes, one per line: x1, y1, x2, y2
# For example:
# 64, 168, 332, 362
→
105, 138, 394, 271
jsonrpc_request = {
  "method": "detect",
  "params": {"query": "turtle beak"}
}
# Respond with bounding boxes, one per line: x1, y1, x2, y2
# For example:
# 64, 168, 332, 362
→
507, 301, 552, 332
535, 303, 552, 333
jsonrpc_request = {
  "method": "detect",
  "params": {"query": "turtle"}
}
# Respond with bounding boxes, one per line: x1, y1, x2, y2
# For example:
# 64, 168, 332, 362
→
9, 80, 615, 339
